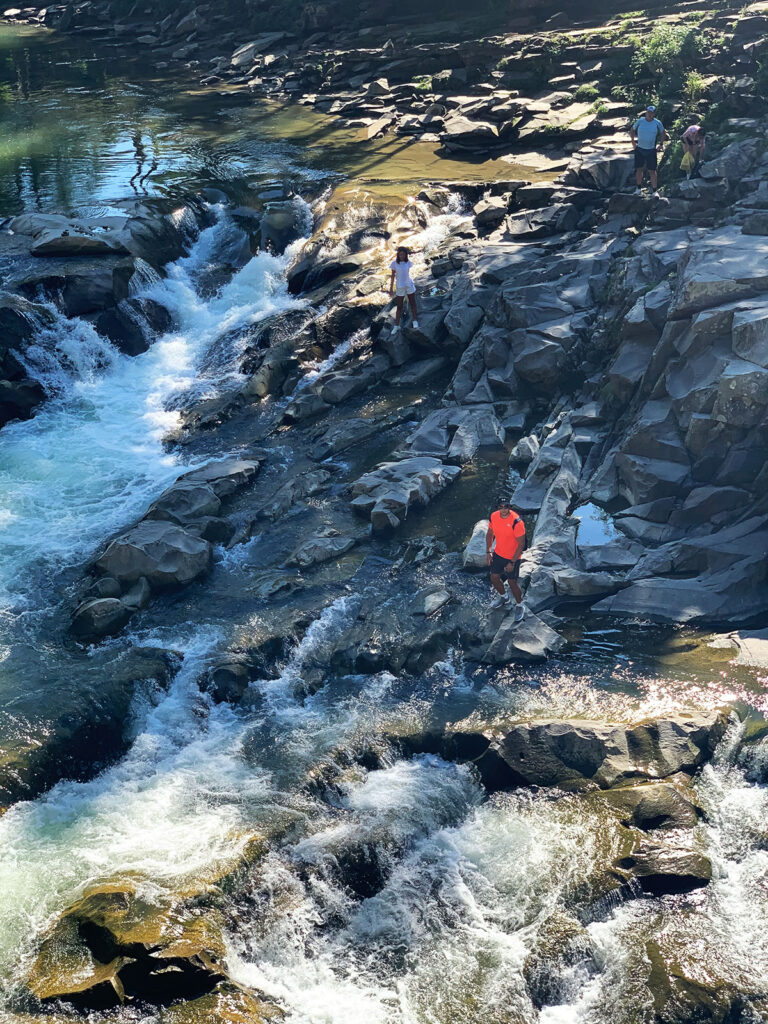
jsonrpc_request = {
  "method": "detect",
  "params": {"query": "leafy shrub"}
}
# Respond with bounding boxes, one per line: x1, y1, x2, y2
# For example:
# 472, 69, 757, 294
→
413, 75, 432, 92
574, 83, 599, 100
631, 24, 701, 80
684, 69, 707, 101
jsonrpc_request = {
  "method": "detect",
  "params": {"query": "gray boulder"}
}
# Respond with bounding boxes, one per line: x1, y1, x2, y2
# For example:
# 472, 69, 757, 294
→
71, 598, 131, 640
260, 200, 305, 253
463, 518, 490, 569
96, 521, 212, 589
351, 457, 460, 531
592, 561, 768, 624
146, 482, 221, 525
0, 378, 45, 427
482, 613, 565, 664
206, 661, 250, 703
731, 303, 768, 366
231, 33, 288, 67
473, 195, 508, 228
670, 227, 768, 318
617, 841, 712, 895
560, 145, 634, 191
699, 138, 759, 183
505, 203, 579, 238
712, 358, 768, 428
483, 711, 728, 790
407, 406, 504, 462
180, 457, 262, 498
287, 532, 356, 568
440, 116, 500, 152
602, 781, 701, 831
31, 231, 130, 257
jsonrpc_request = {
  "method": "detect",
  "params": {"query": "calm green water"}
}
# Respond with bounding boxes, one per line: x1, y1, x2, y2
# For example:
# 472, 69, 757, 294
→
0, 22, 314, 211
0, 22, 543, 214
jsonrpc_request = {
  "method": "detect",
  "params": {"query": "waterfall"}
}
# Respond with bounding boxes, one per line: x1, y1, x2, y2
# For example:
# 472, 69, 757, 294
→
0, 208, 305, 614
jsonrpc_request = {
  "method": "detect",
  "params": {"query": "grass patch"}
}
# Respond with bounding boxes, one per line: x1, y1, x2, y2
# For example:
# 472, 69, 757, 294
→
413, 75, 432, 92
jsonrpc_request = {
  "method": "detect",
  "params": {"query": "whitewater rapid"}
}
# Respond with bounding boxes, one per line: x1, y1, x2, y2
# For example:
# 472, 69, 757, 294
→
0, 206, 305, 615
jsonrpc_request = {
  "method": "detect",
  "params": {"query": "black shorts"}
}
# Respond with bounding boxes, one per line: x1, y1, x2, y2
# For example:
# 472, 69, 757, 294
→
634, 147, 658, 171
489, 552, 521, 579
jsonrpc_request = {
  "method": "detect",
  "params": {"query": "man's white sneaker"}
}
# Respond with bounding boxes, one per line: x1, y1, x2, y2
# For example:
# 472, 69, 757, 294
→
412, 320, 420, 330
491, 594, 511, 610
513, 602, 526, 623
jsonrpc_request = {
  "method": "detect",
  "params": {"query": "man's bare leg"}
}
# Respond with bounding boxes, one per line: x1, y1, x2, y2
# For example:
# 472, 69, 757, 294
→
490, 573, 505, 596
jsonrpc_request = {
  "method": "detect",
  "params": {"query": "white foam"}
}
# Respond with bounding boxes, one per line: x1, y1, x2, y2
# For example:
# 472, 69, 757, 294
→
0, 209, 303, 613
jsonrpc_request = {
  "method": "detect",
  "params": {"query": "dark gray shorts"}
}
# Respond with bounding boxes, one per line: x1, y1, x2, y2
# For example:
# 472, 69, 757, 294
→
490, 553, 521, 579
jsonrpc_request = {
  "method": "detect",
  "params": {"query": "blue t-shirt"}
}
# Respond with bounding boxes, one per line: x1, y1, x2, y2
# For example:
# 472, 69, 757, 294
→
633, 116, 664, 149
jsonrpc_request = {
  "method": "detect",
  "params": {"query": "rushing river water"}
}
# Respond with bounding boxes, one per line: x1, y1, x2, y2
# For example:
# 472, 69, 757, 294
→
1, 21, 768, 1024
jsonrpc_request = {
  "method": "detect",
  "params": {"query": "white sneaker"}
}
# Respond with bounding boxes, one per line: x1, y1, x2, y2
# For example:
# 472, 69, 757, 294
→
651, 191, 660, 198
513, 602, 526, 623
412, 320, 420, 329
491, 593, 511, 610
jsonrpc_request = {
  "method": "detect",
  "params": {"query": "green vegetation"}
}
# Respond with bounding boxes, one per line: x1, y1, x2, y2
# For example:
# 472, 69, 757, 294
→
590, 99, 610, 118
574, 83, 599, 100
413, 75, 432, 91
684, 69, 707, 102
630, 24, 702, 82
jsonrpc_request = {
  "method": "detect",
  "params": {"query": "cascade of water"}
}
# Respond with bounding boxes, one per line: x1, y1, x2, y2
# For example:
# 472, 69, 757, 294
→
0, 599, 399, 1007
129, 255, 163, 294
15, 299, 118, 393
0, 207, 304, 614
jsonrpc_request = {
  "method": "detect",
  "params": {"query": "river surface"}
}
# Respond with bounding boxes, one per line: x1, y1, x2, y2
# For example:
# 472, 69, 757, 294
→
1, 22, 768, 1024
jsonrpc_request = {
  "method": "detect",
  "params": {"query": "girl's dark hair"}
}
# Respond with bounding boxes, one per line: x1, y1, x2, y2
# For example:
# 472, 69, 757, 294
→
395, 246, 410, 262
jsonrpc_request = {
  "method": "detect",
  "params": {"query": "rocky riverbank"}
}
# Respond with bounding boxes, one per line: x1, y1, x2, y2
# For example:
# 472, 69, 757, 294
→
3, 0, 764, 165
2, 15, 768, 806
3, 6, 768, 1022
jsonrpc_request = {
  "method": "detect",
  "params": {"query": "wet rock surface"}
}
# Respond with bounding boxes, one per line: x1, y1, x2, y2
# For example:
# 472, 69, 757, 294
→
72, 457, 264, 639
0, 648, 178, 808
22, 882, 278, 1014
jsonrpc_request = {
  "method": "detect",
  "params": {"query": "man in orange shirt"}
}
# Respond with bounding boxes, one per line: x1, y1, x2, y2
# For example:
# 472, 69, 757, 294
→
485, 501, 526, 620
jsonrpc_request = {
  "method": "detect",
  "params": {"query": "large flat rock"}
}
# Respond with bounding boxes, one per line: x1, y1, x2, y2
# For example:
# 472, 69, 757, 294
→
479, 711, 729, 791
670, 227, 768, 318
482, 612, 564, 664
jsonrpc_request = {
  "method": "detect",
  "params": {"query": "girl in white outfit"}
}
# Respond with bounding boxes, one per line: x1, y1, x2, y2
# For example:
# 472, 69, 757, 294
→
388, 246, 419, 331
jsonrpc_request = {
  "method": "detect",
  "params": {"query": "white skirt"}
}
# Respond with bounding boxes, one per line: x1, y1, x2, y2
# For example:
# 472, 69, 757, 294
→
395, 282, 416, 296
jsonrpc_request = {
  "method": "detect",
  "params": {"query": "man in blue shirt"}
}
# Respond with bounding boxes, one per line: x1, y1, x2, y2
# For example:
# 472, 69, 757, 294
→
630, 105, 668, 195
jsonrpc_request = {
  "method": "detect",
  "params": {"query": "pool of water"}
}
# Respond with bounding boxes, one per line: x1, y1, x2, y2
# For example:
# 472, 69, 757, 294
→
0, 23, 547, 215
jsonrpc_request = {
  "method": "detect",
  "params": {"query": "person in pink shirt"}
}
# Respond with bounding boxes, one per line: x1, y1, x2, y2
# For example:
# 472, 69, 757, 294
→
681, 125, 706, 177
